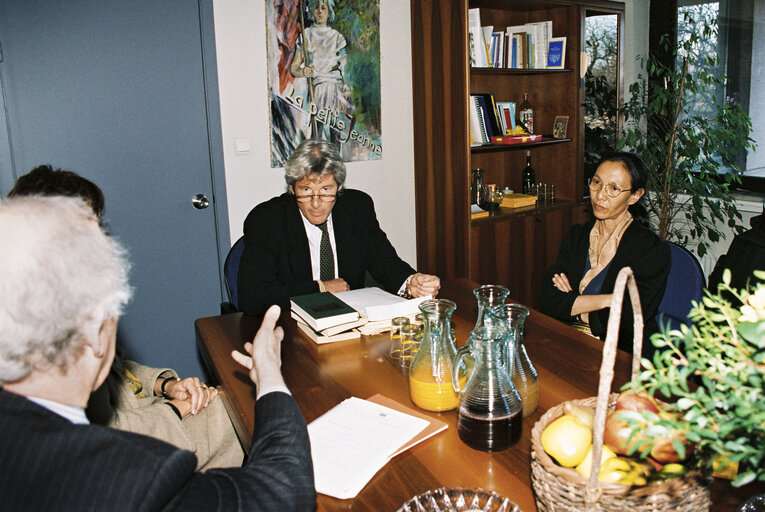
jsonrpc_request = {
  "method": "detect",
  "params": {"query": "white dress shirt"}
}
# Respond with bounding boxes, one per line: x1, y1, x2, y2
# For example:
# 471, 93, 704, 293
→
28, 396, 89, 424
299, 212, 339, 280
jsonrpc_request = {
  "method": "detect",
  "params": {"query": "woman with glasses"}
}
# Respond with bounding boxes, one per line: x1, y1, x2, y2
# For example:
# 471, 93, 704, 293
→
540, 152, 670, 355
238, 138, 440, 315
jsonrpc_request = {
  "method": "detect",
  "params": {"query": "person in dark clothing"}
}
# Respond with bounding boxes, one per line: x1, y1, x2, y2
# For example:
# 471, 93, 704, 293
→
541, 152, 671, 355
708, 206, 765, 303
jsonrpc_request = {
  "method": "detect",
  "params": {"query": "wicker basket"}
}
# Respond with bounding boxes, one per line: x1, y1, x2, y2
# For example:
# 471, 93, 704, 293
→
530, 267, 711, 511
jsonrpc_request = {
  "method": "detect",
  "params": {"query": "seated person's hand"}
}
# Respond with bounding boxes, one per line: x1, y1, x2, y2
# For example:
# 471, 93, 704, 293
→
552, 273, 573, 293
322, 278, 349, 293
408, 273, 441, 298
164, 377, 218, 417
231, 305, 287, 392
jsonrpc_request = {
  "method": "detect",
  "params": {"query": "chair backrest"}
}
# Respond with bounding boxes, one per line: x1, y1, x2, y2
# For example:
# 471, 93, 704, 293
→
223, 236, 245, 312
657, 242, 705, 331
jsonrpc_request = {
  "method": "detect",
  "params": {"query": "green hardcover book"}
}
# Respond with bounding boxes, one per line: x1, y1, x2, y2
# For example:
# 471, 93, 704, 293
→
290, 292, 360, 331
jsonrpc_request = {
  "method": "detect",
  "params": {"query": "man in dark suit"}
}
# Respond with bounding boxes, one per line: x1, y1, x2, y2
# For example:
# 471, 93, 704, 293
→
0, 195, 315, 511
238, 138, 440, 315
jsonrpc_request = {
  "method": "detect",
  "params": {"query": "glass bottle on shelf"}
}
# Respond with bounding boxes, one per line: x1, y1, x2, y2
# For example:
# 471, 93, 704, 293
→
522, 151, 536, 195
519, 92, 534, 134
471, 168, 485, 206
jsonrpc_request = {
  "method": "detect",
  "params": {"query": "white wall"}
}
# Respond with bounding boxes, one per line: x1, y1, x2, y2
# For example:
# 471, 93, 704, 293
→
212, 0, 418, 267
623, 0, 650, 98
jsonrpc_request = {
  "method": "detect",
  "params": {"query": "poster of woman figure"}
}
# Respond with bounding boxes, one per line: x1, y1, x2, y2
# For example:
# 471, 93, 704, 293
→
266, 0, 382, 166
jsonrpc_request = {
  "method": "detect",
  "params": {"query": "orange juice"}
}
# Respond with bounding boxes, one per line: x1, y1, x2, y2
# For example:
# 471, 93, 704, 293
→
409, 369, 466, 412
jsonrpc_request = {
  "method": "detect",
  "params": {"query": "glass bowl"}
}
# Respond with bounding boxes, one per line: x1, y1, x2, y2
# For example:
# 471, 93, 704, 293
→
397, 487, 522, 512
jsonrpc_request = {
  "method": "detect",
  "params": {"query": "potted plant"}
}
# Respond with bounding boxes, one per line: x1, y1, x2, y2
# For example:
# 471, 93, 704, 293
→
625, 269, 765, 488
617, 12, 756, 257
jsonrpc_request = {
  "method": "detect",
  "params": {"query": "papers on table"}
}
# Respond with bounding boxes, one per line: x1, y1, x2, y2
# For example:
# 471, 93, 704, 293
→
308, 395, 445, 500
332, 287, 429, 335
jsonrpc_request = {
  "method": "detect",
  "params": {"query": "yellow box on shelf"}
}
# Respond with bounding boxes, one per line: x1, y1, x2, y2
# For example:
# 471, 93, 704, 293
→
501, 193, 537, 208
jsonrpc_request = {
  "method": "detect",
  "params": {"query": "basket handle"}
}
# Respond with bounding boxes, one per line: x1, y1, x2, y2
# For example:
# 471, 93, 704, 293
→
584, 266, 644, 503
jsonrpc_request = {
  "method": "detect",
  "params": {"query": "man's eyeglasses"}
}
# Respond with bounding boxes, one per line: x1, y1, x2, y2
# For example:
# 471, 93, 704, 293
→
294, 193, 337, 203
588, 177, 632, 198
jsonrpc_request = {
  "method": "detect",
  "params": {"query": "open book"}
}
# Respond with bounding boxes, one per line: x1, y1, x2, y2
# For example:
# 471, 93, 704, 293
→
332, 287, 429, 335
308, 394, 447, 500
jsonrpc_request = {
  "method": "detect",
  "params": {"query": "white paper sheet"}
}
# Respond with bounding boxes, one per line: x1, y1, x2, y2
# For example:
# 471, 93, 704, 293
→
333, 287, 428, 322
308, 397, 429, 499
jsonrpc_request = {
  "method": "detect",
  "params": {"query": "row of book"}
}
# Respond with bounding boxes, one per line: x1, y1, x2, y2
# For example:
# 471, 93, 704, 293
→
468, 8, 553, 69
469, 93, 516, 145
290, 287, 427, 344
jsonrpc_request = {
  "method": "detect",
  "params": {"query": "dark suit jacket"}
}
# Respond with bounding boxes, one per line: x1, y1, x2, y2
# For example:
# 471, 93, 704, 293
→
540, 220, 671, 355
0, 388, 315, 511
239, 189, 416, 315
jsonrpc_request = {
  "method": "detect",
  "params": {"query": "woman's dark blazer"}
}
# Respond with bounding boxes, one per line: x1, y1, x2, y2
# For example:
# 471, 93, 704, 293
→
540, 219, 671, 354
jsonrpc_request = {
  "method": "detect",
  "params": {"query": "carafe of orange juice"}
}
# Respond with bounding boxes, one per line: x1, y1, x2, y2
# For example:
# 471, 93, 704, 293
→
491, 303, 538, 418
409, 299, 464, 412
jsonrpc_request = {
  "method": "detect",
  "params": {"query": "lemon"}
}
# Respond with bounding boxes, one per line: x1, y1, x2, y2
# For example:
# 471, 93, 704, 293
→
575, 444, 617, 478
541, 414, 592, 467
598, 456, 632, 483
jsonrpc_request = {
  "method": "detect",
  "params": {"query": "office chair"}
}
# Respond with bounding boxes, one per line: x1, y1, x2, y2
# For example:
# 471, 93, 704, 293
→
656, 241, 705, 334
221, 236, 245, 314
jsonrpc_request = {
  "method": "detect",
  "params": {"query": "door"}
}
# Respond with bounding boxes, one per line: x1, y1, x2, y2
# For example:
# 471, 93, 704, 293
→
0, 0, 229, 378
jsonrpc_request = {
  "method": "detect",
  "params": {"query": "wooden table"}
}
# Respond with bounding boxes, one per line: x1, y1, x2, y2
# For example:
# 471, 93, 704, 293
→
196, 278, 762, 511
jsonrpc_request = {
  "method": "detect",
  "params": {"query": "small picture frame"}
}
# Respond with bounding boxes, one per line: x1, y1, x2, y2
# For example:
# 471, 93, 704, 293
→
553, 116, 569, 139
547, 37, 567, 69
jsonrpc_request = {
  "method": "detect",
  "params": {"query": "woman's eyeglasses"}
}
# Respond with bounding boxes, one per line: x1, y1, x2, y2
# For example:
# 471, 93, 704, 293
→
588, 177, 632, 198
294, 193, 337, 203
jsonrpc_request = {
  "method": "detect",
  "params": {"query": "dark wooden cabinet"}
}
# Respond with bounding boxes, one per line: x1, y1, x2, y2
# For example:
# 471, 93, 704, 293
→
411, 0, 622, 308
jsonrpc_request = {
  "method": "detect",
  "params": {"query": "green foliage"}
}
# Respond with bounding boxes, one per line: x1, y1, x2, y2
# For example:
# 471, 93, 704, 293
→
626, 270, 765, 486
616, 13, 755, 256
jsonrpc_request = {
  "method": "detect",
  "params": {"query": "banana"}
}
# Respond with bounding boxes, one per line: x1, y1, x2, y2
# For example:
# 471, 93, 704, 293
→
563, 402, 595, 430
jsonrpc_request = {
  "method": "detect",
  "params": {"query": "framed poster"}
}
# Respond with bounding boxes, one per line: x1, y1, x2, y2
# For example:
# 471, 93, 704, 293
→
547, 37, 566, 69
266, 0, 382, 166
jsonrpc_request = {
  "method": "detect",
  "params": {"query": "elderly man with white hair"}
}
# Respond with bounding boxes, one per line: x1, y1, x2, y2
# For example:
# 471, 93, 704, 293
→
0, 195, 315, 511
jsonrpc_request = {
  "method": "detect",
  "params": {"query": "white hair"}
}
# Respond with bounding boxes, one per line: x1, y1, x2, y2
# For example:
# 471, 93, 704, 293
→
0, 195, 132, 383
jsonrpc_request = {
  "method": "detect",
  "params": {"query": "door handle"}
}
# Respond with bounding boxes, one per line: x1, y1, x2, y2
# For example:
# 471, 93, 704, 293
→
192, 193, 210, 210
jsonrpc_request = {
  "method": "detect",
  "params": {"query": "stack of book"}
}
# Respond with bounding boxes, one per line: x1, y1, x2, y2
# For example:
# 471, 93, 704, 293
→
468, 8, 554, 70
290, 292, 366, 344
469, 92, 517, 145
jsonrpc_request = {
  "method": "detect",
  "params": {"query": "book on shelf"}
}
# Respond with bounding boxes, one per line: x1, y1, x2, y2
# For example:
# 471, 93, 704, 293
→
472, 93, 502, 138
293, 317, 361, 344
467, 8, 488, 68
495, 101, 516, 134
490, 134, 543, 144
481, 26, 494, 67
469, 95, 490, 144
501, 193, 537, 208
308, 395, 447, 499
290, 292, 359, 331
468, 96, 486, 145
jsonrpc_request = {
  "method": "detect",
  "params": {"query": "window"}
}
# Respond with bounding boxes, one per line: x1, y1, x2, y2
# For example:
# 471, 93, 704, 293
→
678, 0, 765, 190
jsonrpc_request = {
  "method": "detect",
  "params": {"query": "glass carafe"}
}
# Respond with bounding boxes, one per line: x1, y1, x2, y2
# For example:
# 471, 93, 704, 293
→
452, 325, 523, 451
473, 284, 510, 331
409, 299, 464, 412
491, 303, 538, 418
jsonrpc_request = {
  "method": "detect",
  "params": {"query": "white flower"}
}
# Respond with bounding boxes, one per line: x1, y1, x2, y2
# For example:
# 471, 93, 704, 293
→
739, 287, 765, 322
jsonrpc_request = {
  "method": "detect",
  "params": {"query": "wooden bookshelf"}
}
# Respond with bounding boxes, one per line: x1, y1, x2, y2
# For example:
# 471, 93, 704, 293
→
410, 0, 624, 308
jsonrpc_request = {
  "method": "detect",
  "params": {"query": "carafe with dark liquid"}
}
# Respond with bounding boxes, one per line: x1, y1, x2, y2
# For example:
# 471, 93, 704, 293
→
452, 325, 523, 451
